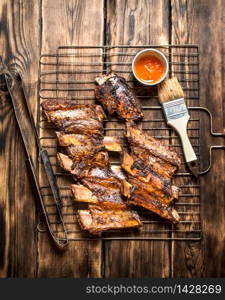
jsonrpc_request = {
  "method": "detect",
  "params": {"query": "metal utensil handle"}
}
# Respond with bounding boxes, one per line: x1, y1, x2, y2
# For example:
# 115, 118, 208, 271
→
41, 150, 62, 218
25, 157, 68, 249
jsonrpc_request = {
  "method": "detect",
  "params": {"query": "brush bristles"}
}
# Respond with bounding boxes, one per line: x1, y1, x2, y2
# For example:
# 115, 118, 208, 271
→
158, 77, 184, 103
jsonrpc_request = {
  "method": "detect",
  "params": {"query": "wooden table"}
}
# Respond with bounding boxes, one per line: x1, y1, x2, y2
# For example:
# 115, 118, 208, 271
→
0, 0, 224, 278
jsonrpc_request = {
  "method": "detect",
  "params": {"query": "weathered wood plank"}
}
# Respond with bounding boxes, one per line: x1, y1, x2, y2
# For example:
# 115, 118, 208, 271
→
37, 0, 104, 278
171, 0, 225, 277
104, 0, 171, 278
38, 234, 101, 277
0, 0, 39, 277
170, 2, 204, 275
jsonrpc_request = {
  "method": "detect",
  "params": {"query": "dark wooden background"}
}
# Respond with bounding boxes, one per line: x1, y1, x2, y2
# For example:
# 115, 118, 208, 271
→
0, 0, 224, 277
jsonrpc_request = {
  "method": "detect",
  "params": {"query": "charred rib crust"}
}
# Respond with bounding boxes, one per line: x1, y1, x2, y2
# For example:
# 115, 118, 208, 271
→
95, 73, 143, 120
122, 123, 181, 224
77, 205, 142, 234
126, 122, 181, 169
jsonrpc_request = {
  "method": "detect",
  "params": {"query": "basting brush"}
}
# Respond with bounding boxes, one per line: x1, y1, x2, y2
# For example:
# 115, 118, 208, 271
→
158, 77, 198, 177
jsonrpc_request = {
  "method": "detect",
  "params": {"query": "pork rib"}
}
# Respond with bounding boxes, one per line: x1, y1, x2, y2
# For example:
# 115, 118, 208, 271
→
121, 122, 181, 224
95, 73, 143, 120
58, 152, 127, 209
41, 100, 105, 135
77, 205, 142, 235
126, 122, 181, 179
56, 132, 121, 158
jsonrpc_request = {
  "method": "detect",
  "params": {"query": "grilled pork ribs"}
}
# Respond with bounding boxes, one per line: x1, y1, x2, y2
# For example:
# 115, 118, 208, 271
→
41, 100, 142, 234
41, 72, 181, 234
95, 73, 143, 120
77, 205, 141, 235
42, 100, 105, 135
121, 122, 181, 224
94, 73, 181, 224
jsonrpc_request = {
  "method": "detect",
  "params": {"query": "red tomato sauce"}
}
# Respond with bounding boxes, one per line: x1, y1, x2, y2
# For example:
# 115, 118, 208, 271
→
134, 55, 165, 83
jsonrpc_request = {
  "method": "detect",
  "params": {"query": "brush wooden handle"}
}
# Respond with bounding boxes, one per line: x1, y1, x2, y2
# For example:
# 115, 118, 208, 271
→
167, 116, 197, 163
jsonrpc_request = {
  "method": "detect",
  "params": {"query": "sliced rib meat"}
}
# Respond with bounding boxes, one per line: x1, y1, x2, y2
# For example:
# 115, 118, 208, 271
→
41, 100, 105, 135
58, 152, 127, 210
121, 122, 181, 224
77, 205, 142, 235
126, 122, 181, 179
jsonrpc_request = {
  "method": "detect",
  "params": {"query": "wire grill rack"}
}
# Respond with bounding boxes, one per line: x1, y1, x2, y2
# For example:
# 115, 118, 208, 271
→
38, 45, 202, 242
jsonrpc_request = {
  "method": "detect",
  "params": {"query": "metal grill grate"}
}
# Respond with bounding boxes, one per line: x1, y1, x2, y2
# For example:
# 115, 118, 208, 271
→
38, 45, 202, 241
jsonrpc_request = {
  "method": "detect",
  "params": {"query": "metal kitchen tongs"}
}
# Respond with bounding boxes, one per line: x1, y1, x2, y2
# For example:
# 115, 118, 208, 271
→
0, 58, 68, 249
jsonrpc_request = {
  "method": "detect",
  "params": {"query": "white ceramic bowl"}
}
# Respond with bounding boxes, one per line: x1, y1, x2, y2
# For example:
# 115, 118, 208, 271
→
132, 48, 169, 86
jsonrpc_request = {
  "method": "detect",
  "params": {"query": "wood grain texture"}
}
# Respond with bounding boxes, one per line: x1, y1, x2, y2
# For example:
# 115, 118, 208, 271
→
171, 0, 225, 277
104, 0, 171, 278
106, 0, 169, 45
37, 0, 104, 278
0, 0, 224, 278
0, 0, 39, 277
41, 0, 104, 52
37, 234, 101, 277
170, 0, 204, 277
